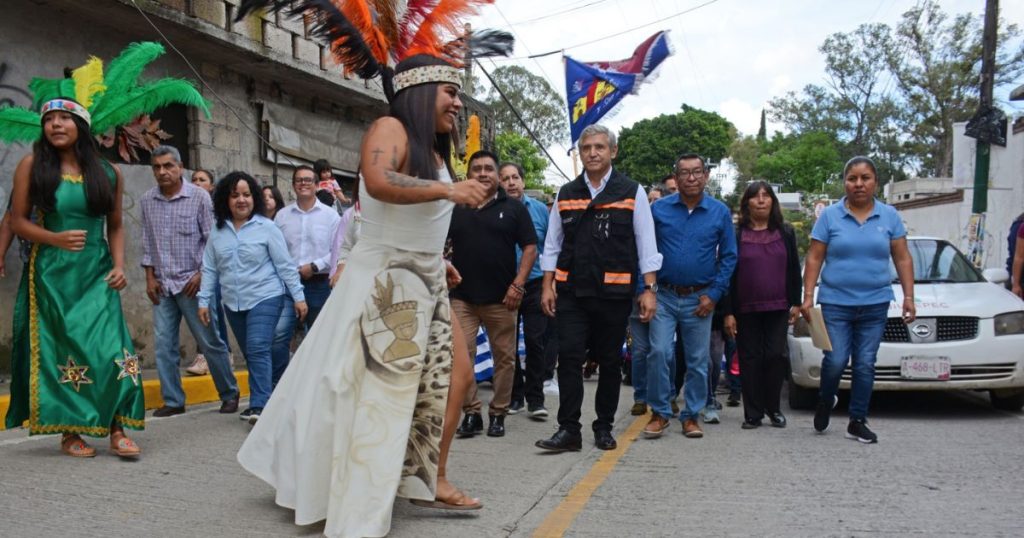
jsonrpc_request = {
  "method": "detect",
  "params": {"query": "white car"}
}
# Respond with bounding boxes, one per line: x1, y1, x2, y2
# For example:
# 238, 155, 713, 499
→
788, 237, 1024, 411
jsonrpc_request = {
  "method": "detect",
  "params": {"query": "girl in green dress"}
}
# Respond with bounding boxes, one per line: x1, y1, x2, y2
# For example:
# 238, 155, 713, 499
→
6, 98, 144, 458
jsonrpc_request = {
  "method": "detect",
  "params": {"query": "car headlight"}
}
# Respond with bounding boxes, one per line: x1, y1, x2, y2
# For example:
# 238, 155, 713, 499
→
994, 311, 1024, 336
792, 317, 811, 338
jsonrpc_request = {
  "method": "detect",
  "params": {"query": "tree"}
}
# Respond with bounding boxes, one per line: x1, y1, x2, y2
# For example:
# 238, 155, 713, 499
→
887, 0, 1024, 176
754, 131, 845, 194
494, 132, 548, 190
482, 65, 568, 148
756, 109, 767, 142
615, 104, 736, 186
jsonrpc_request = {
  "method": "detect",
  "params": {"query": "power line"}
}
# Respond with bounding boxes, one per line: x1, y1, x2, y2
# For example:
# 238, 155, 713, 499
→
499, 0, 613, 28
476, 61, 572, 181
523, 0, 720, 59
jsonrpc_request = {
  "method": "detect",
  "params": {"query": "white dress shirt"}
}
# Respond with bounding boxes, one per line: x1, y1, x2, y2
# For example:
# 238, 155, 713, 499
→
274, 199, 341, 274
540, 167, 662, 275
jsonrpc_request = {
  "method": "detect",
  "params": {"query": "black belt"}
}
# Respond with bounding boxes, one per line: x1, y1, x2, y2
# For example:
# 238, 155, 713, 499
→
303, 274, 329, 283
663, 283, 710, 295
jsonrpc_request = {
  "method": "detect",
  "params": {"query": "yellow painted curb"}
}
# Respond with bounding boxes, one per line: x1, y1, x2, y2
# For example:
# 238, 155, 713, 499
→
532, 414, 649, 538
0, 370, 250, 431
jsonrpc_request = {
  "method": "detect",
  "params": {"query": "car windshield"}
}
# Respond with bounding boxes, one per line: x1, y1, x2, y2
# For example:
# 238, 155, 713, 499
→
889, 239, 984, 283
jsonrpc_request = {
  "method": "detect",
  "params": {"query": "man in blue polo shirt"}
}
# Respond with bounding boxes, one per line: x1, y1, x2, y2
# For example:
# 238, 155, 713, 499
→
644, 153, 736, 439
500, 162, 554, 419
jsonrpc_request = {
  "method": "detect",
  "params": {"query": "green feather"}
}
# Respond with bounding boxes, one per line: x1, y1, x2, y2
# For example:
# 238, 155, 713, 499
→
91, 42, 166, 113
90, 78, 211, 134
0, 106, 43, 143
28, 78, 76, 110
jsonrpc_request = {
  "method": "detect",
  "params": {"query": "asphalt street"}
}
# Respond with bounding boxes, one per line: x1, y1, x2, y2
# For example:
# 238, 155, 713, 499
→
0, 381, 1021, 537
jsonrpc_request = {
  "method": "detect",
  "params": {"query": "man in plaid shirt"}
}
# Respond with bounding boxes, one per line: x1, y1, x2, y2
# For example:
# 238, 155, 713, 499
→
141, 146, 239, 417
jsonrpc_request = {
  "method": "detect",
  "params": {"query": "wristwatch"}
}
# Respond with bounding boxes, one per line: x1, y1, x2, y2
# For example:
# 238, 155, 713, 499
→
643, 283, 659, 293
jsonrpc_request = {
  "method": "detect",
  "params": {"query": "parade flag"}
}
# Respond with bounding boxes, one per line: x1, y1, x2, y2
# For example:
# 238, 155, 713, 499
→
565, 56, 636, 144
586, 30, 672, 83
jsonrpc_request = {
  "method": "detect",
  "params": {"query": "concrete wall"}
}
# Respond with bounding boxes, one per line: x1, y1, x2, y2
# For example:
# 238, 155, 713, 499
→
0, 0, 388, 370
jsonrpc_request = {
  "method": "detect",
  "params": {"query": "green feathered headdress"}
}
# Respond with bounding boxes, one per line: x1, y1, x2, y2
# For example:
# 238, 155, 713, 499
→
0, 41, 211, 144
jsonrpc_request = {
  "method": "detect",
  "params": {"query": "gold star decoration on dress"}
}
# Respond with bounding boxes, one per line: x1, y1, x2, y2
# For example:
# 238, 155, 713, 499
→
115, 348, 142, 386
58, 356, 93, 392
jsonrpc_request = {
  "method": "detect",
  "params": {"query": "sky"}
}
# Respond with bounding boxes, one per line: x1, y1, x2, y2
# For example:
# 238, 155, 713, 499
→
467, 0, 1024, 188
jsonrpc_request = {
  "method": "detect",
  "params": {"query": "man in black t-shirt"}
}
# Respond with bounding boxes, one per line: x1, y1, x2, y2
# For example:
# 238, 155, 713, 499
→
448, 150, 538, 438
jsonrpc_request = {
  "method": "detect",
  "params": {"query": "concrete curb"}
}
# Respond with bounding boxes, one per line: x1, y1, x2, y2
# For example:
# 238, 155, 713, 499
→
0, 370, 250, 431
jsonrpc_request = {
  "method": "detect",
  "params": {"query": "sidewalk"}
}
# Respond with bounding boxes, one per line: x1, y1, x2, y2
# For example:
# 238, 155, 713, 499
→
0, 365, 250, 431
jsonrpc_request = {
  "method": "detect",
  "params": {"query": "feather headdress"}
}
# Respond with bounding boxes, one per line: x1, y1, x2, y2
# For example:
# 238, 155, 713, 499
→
234, 0, 513, 100
0, 41, 210, 144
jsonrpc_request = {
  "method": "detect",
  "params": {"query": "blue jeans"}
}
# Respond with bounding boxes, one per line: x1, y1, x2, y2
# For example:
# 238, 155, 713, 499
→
648, 290, 713, 421
819, 302, 889, 420
225, 295, 285, 409
153, 292, 239, 408
629, 300, 650, 404
301, 278, 332, 331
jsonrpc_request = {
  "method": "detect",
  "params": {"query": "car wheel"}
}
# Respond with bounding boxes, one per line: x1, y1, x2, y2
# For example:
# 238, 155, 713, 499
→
787, 378, 817, 410
989, 390, 1024, 412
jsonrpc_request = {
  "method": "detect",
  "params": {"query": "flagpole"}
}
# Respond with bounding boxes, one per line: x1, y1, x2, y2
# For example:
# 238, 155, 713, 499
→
571, 147, 580, 177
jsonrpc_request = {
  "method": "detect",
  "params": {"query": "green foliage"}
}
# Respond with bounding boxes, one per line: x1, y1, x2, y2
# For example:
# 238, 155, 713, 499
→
615, 104, 736, 186
495, 131, 547, 190
783, 209, 813, 259
754, 132, 844, 194
483, 66, 568, 148
766, 2, 1024, 178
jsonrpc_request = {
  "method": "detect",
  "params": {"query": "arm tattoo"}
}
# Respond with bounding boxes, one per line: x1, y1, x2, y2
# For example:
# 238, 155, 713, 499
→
390, 146, 400, 170
370, 148, 384, 165
385, 170, 434, 189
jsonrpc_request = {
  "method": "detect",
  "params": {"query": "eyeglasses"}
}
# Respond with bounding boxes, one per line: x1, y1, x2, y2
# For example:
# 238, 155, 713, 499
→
676, 168, 705, 179
293, 177, 315, 185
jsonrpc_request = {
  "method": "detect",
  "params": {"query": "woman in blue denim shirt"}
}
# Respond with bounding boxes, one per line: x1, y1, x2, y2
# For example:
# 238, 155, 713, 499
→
198, 172, 307, 423
800, 157, 915, 444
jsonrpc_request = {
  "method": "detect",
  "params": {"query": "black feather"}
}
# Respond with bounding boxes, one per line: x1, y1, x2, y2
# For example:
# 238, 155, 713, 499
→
467, 29, 515, 59
235, 0, 383, 80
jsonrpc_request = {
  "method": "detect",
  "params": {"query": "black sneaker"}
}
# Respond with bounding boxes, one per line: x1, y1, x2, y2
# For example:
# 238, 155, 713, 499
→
247, 407, 263, 425
239, 407, 256, 421
508, 401, 525, 415
726, 391, 741, 407
813, 398, 833, 433
845, 418, 878, 444
527, 404, 549, 420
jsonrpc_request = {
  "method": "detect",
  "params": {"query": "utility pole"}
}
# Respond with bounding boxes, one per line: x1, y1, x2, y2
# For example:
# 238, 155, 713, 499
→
462, 23, 474, 97
963, 0, 1000, 268
972, 0, 998, 214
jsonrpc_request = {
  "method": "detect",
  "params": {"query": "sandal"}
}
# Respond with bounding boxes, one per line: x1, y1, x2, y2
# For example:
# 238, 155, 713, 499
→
410, 488, 483, 511
60, 434, 96, 458
109, 431, 141, 458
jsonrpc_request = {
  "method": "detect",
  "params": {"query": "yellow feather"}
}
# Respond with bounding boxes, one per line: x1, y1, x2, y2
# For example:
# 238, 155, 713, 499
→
465, 114, 481, 157
72, 57, 106, 108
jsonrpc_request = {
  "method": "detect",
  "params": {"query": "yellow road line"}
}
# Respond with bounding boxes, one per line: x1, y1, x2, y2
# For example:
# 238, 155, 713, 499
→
0, 370, 250, 431
532, 413, 648, 537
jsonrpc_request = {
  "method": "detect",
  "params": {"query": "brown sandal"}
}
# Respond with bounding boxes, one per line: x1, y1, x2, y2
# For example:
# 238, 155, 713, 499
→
109, 431, 141, 458
410, 488, 483, 511
60, 434, 96, 458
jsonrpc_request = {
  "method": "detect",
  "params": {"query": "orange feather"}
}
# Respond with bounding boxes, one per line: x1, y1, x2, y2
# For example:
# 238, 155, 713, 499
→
403, 0, 494, 61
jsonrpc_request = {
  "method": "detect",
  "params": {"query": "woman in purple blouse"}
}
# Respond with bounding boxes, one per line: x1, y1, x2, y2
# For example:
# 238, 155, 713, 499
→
723, 181, 801, 429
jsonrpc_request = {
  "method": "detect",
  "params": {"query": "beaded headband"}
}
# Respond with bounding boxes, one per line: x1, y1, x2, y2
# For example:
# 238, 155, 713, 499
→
393, 65, 463, 93
40, 99, 92, 126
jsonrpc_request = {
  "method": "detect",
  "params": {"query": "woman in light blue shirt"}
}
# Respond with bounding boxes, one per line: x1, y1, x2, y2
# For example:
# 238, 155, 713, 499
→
800, 157, 915, 444
198, 172, 307, 424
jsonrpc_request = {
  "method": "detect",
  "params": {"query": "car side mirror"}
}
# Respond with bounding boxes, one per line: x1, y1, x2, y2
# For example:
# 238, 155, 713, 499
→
982, 268, 1009, 284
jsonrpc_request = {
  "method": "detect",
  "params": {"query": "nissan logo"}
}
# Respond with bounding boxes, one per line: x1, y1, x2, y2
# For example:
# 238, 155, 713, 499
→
911, 324, 932, 338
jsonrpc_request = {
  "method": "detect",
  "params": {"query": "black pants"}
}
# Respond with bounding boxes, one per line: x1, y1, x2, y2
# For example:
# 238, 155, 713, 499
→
735, 310, 790, 420
555, 293, 632, 434
512, 278, 549, 407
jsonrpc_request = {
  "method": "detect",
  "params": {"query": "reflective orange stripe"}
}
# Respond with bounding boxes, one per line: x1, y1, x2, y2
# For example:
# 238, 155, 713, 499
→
557, 199, 590, 212
555, 269, 570, 282
603, 272, 632, 285
594, 199, 636, 211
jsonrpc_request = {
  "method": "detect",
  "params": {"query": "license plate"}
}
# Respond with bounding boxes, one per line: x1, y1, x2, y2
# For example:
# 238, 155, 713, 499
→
900, 356, 951, 380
